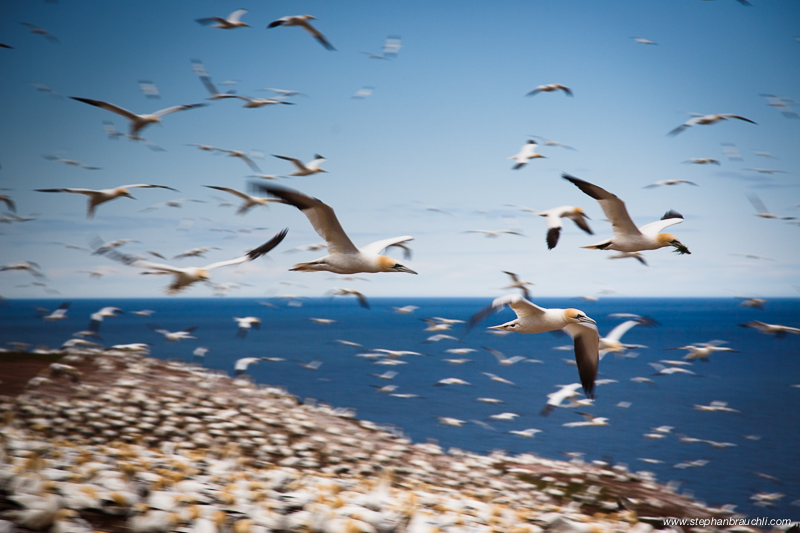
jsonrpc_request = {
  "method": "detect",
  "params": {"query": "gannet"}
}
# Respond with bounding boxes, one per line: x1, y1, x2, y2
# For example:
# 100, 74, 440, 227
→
42, 154, 100, 170
563, 412, 608, 427
196, 9, 250, 29
599, 319, 650, 359
42, 302, 70, 321
744, 168, 787, 174
191, 60, 238, 100
482, 347, 529, 366
149, 326, 197, 342
71, 97, 206, 139
437, 417, 466, 427
267, 15, 335, 50
327, 288, 370, 309
737, 297, 767, 309
530, 135, 576, 150
250, 183, 416, 275
739, 321, 800, 337
231, 95, 294, 109
649, 363, 697, 376
87, 307, 124, 335
467, 294, 599, 397
435, 378, 471, 386
234, 317, 261, 338
95, 229, 287, 294
272, 154, 327, 176
91, 238, 140, 255
1, 261, 44, 278
36, 184, 178, 219
643, 179, 698, 188
482, 372, 517, 387
608, 251, 648, 266
234, 357, 263, 375
675, 341, 738, 361
694, 401, 740, 413
509, 428, 542, 438
464, 229, 524, 238
0, 193, 16, 213
526, 84, 573, 97
540, 383, 584, 416
204, 186, 283, 215
138, 79, 159, 99
488, 412, 520, 421
393, 305, 419, 314
563, 173, 691, 255
536, 206, 593, 249
20, 22, 59, 43
173, 247, 220, 260
683, 158, 720, 165
632, 37, 657, 45
668, 113, 756, 136
141, 198, 205, 212
508, 140, 545, 170
747, 194, 796, 220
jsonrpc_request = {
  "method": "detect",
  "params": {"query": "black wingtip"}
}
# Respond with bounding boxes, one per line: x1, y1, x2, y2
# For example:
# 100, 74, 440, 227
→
247, 228, 288, 260
661, 210, 684, 220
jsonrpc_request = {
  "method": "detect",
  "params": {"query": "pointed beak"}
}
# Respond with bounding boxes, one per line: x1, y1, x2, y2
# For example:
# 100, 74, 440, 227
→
579, 316, 597, 325
488, 325, 504, 330
394, 264, 417, 275
671, 241, 691, 255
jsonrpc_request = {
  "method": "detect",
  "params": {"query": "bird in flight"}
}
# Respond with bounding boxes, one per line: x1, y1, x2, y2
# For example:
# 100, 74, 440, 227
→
71, 97, 206, 139
526, 84, 573, 97
36, 184, 177, 218
668, 113, 756, 136
273, 154, 327, 176
196, 9, 250, 29
267, 15, 335, 51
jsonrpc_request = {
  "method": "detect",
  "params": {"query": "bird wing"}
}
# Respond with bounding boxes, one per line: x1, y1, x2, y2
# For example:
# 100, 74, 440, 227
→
359, 236, 414, 256
638, 210, 684, 236
204, 229, 288, 270
563, 173, 640, 236
543, 210, 563, 249
605, 320, 639, 342
298, 20, 336, 50
723, 114, 756, 124
198, 75, 221, 96
495, 294, 546, 319
204, 186, 251, 201
122, 184, 179, 192
71, 97, 140, 121
35, 188, 100, 197
571, 214, 593, 235
152, 103, 207, 117
196, 17, 226, 26
564, 322, 599, 398
227, 9, 248, 23
483, 347, 506, 363
273, 155, 307, 171
307, 155, 326, 169
249, 183, 359, 254
667, 122, 691, 136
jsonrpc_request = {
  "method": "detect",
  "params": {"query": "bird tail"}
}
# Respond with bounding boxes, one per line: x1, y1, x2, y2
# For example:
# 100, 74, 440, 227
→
580, 239, 612, 250
289, 261, 323, 272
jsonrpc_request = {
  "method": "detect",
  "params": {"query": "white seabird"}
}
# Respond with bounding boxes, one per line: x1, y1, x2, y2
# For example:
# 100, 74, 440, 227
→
468, 294, 599, 397
739, 320, 800, 337
540, 383, 584, 416
267, 15, 335, 51
747, 194, 796, 221
536, 206, 593, 249
196, 9, 250, 29
149, 325, 197, 342
1, 261, 44, 278
502, 271, 534, 298
668, 113, 756, 136
272, 154, 327, 176
327, 288, 370, 309
643, 180, 698, 189
250, 183, 416, 275
95, 229, 287, 294
563, 412, 609, 427
70, 97, 206, 139
42, 302, 70, 321
563, 173, 691, 255
508, 140, 545, 170
234, 317, 261, 338
36, 184, 178, 219
204, 186, 283, 215
599, 319, 650, 359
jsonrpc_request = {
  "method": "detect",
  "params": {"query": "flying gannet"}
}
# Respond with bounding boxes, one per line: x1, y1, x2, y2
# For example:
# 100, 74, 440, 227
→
267, 15, 335, 51
272, 154, 327, 176
71, 97, 206, 139
36, 184, 178, 218
501, 271, 533, 299
563, 173, 691, 255
526, 84, 573, 97
668, 113, 756, 136
536, 206, 593, 249
95, 229, 288, 294
249, 183, 416, 275
467, 294, 599, 397
196, 9, 250, 29
204, 186, 285, 215
508, 140, 545, 170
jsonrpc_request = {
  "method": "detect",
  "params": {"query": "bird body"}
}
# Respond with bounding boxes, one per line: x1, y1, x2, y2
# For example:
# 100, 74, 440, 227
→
509, 140, 545, 170
668, 113, 756, 136
563, 173, 691, 254
234, 317, 261, 338
599, 320, 648, 359
273, 154, 327, 176
196, 9, 250, 29
250, 184, 416, 275
537, 206, 593, 249
468, 294, 599, 397
36, 184, 177, 218
267, 15, 335, 50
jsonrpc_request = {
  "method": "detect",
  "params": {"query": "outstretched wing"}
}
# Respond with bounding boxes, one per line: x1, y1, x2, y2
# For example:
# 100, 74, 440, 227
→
639, 210, 684, 236
152, 103, 207, 117
563, 173, 640, 237
564, 322, 599, 398
359, 236, 414, 256
204, 228, 288, 270
71, 97, 140, 121
605, 320, 640, 343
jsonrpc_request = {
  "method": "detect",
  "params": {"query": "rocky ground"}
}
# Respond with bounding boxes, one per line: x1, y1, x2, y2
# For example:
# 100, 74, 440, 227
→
0, 347, 764, 533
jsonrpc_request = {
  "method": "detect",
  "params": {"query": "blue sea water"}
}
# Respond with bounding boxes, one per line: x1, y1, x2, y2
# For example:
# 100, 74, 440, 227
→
1, 297, 799, 519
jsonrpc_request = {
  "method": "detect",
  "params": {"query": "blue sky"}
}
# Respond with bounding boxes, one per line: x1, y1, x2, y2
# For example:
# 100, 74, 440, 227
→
1, 0, 798, 299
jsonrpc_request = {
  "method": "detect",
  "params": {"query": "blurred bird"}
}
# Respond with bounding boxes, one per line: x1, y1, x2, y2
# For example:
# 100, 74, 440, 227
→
138, 80, 159, 99
509, 428, 542, 438
352, 87, 374, 99
91, 238, 140, 255
328, 288, 370, 309
41, 302, 70, 321
231, 96, 294, 109
526, 84, 572, 97
95, 229, 287, 294
632, 37, 657, 45
608, 251, 648, 266
482, 347, 530, 366
467, 294, 599, 397
668, 113, 756, 136
743, 168, 787, 175
1, 261, 44, 278
149, 325, 197, 342
599, 319, 651, 359
540, 383, 584, 416
250, 183, 416, 275
234, 357, 262, 375
215, 148, 262, 172
537, 206, 593, 249
464, 229, 524, 238
563, 173, 691, 255
71, 97, 206, 139
502, 271, 534, 299
36, 184, 177, 219
42, 154, 100, 170
0, 193, 16, 213
683, 158, 720, 165
644, 180, 698, 188
87, 306, 124, 335
20, 22, 59, 43
273, 154, 327, 176
191, 60, 238, 101
196, 9, 250, 29
267, 15, 335, 50
739, 321, 800, 338
234, 317, 261, 338
173, 247, 221, 260
509, 140, 545, 170
204, 186, 283, 215
737, 297, 767, 309
563, 412, 608, 427
748, 194, 796, 220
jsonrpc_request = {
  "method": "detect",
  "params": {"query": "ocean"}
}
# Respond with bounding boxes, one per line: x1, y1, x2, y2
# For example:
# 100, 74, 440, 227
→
1, 296, 799, 520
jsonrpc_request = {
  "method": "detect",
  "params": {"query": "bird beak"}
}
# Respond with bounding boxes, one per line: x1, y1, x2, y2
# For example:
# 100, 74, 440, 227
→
488, 325, 504, 330
579, 316, 597, 325
671, 241, 691, 255
394, 264, 417, 274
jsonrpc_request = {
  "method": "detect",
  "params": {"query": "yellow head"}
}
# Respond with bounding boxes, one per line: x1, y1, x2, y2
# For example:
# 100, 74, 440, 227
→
657, 233, 691, 254
564, 308, 596, 324
378, 255, 417, 274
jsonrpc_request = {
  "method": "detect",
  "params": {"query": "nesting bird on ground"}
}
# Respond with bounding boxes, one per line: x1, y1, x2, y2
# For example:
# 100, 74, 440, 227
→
668, 113, 756, 136
467, 294, 599, 397
536, 206, 593, 249
267, 15, 335, 50
273, 154, 327, 176
508, 140, 545, 170
250, 184, 416, 275
36, 184, 177, 219
95, 229, 287, 294
71, 97, 206, 139
196, 9, 250, 29
563, 173, 691, 255
204, 186, 284, 215
526, 84, 572, 97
